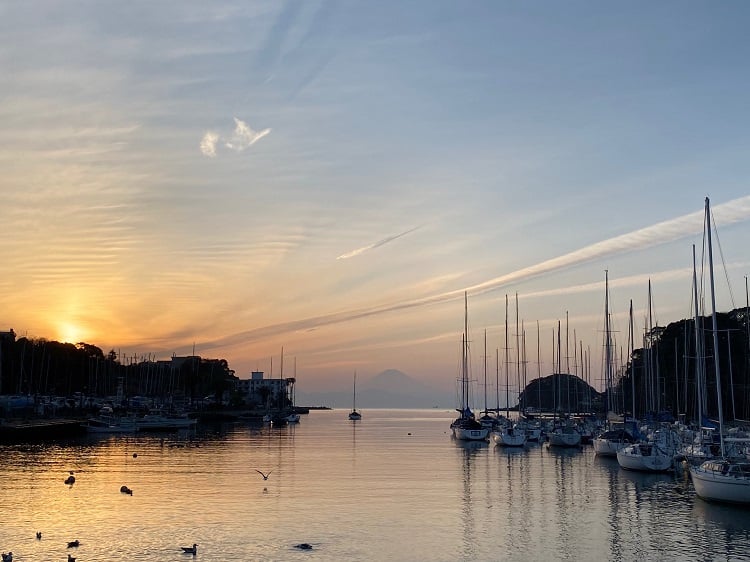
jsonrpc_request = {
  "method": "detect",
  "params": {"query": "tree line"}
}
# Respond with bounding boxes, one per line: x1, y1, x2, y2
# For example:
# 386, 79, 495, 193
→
0, 334, 238, 405
514, 306, 750, 424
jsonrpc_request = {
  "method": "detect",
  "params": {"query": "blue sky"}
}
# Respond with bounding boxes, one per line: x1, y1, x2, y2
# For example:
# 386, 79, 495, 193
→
1, 1, 749, 397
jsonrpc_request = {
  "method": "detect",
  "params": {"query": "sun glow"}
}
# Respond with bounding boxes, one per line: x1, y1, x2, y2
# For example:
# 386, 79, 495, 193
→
58, 322, 83, 344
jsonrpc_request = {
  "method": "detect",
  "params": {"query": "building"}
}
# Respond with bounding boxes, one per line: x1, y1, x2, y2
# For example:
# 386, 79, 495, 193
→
237, 371, 292, 408
0, 329, 16, 343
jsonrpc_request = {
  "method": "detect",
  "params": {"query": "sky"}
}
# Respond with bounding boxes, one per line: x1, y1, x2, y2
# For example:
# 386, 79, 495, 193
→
2, 1, 750, 398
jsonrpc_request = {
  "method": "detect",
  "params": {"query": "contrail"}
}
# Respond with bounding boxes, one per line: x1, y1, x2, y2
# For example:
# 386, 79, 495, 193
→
336, 225, 422, 260
463, 194, 750, 297
203, 195, 750, 349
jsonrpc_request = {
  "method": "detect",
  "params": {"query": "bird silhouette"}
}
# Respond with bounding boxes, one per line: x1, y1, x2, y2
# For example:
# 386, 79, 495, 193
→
67, 554, 76, 562
181, 543, 197, 555
67, 540, 79, 548
36, 531, 42, 540
255, 470, 272, 480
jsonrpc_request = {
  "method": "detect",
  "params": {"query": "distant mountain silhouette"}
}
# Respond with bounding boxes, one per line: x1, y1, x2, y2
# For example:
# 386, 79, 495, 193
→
296, 369, 454, 409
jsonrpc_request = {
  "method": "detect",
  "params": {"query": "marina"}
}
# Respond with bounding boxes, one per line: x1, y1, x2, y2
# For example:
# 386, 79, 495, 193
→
1, 409, 749, 562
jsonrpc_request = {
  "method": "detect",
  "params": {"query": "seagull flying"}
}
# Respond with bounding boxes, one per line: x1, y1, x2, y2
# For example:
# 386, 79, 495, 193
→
255, 470, 273, 480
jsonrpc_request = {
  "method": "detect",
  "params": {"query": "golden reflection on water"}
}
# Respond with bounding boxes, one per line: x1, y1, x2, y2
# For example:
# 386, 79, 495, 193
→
1, 411, 750, 561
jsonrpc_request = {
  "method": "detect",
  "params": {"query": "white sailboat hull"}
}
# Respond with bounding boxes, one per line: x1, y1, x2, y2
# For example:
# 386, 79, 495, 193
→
492, 427, 526, 447
452, 426, 489, 441
690, 462, 750, 504
617, 444, 673, 472
548, 428, 581, 448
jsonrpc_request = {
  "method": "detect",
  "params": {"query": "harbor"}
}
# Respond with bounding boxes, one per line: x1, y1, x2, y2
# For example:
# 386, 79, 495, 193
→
0, 409, 748, 562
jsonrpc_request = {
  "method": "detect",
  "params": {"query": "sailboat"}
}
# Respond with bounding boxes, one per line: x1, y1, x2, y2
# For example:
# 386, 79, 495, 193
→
478, 330, 500, 429
616, 288, 680, 472
450, 292, 490, 441
491, 295, 526, 447
690, 197, 750, 504
547, 320, 582, 448
594, 272, 636, 456
348, 372, 362, 421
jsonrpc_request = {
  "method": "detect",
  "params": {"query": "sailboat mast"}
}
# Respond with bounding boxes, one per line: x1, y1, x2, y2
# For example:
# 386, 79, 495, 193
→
483, 329, 488, 414
505, 294, 509, 417
522, 321, 527, 414
705, 197, 725, 458
515, 293, 521, 415
536, 321, 541, 411
604, 271, 612, 415
557, 320, 561, 417
693, 244, 706, 425
496, 348, 500, 414
464, 291, 469, 412
629, 299, 635, 420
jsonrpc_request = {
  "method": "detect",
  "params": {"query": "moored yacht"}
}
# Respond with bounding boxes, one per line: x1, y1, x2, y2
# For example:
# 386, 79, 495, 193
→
547, 421, 582, 448
691, 460, 750, 504
450, 293, 489, 442
491, 422, 527, 447
593, 427, 637, 457
689, 198, 750, 504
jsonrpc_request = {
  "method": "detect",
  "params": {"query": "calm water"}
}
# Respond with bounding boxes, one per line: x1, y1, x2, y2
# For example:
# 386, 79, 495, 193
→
1, 409, 749, 562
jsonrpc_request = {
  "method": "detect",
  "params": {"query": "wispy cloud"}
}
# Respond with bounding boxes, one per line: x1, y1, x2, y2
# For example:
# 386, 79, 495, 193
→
225, 118, 271, 152
203, 196, 750, 349
200, 118, 270, 157
200, 131, 219, 157
337, 225, 422, 260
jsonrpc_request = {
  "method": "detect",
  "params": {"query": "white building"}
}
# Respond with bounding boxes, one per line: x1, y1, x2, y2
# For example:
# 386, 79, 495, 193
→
237, 371, 291, 407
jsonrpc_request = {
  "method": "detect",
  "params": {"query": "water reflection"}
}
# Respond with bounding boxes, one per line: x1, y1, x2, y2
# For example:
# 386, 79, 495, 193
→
2, 410, 750, 562
454, 438, 489, 561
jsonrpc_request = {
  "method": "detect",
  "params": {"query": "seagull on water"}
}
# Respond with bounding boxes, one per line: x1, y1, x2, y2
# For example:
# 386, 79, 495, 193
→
67, 540, 80, 548
255, 470, 272, 480
181, 543, 197, 555
67, 554, 76, 562
36, 531, 42, 540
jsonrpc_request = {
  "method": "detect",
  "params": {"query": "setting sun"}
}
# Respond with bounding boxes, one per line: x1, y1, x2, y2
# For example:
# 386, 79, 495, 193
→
58, 322, 83, 344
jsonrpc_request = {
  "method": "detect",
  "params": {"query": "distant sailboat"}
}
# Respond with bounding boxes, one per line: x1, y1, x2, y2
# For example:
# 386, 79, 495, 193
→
348, 372, 362, 421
